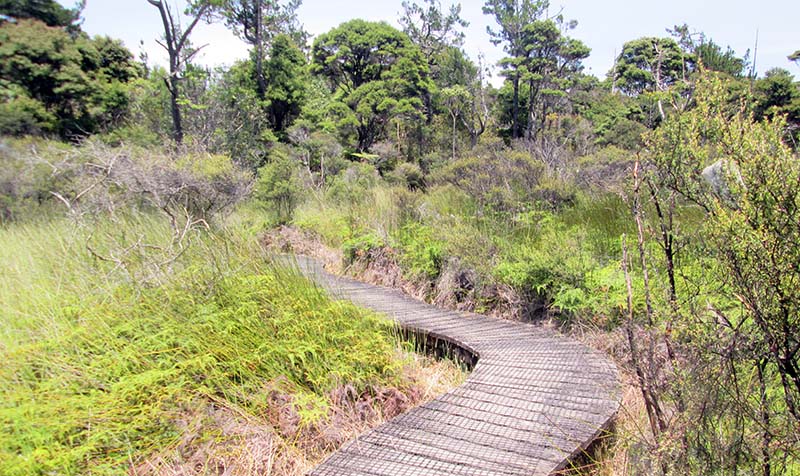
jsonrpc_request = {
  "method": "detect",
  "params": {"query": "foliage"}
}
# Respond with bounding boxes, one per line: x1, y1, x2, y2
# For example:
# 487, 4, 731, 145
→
254, 147, 301, 224
753, 68, 800, 139
396, 222, 444, 279
0, 0, 81, 28
695, 39, 745, 76
218, 0, 305, 98
263, 34, 307, 135
612, 37, 691, 96
0, 19, 137, 137
311, 19, 433, 152
0, 216, 402, 475
342, 231, 386, 266
432, 149, 544, 213
325, 162, 380, 205
644, 72, 800, 473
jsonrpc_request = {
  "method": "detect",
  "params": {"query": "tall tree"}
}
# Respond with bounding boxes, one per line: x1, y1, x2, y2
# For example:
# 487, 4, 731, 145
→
400, 0, 468, 90
146, 0, 216, 144
482, 0, 548, 138
437, 47, 491, 148
220, 0, 303, 98
519, 18, 589, 140
263, 33, 306, 135
0, 18, 137, 136
611, 36, 693, 121
0, 0, 83, 28
440, 84, 469, 159
311, 19, 432, 152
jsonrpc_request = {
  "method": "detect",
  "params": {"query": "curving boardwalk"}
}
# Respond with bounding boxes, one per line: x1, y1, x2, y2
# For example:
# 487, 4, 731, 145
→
293, 256, 621, 476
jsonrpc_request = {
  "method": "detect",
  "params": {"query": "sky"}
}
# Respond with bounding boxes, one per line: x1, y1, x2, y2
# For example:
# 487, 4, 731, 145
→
60, 0, 799, 86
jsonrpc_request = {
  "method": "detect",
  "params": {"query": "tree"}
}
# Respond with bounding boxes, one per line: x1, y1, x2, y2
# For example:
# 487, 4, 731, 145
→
400, 0, 468, 128
146, 0, 216, 144
0, 0, 82, 28
437, 47, 492, 148
311, 19, 432, 152
219, 0, 304, 98
0, 18, 137, 137
400, 0, 467, 60
753, 68, 800, 141
695, 40, 745, 76
440, 85, 469, 159
262, 34, 306, 135
482, 0, 548, 138
518, 18, 589, 140
611, 36, 693, 121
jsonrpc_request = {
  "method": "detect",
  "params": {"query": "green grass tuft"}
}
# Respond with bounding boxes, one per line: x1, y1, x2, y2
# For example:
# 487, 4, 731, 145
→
0, 216, 403, 475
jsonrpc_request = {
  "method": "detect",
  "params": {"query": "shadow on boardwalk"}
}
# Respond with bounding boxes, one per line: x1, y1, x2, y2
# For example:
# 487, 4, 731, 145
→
291, 255, 621, 476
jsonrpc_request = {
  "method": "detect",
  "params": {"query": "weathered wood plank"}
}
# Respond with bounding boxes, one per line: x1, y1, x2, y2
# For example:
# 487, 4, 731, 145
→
289, 256, 620, 476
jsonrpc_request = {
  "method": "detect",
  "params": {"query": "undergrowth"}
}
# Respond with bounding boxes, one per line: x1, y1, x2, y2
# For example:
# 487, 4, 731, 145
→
293, 181, 644, 324
0, 214, 444, 475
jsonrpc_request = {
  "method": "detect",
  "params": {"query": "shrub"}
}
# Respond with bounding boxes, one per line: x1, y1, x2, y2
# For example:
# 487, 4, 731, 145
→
342, 232, 385, 266
397, 223, 445, 280
387, 162, 425, 191
325, 162, 379, 205
432, 150, 544, 214
254, 150, 301, 224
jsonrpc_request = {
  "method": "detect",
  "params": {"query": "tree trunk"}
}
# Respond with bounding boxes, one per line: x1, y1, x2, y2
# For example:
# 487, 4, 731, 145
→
147, 0, 209, 145
254, 0, 267, 98
451, 112, 457, 160
167, 75, 183, 144
511, 72, 520, 139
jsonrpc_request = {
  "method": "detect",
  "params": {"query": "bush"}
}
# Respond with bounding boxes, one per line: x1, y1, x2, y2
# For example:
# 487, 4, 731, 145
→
325, 162, 379, 205
342, 232, 386, 266
432, 150, 544, 214
397, 223, 445, 280
387, 162, 425, 191
254, 150, 301, 224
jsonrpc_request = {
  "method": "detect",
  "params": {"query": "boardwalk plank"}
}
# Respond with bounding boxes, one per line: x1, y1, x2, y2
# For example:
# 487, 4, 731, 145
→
290, 256, 620, 476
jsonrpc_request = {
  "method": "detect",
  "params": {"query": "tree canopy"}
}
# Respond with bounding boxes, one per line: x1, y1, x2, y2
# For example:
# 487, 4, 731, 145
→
0, 18, 137, 137
311, 19, 432, 152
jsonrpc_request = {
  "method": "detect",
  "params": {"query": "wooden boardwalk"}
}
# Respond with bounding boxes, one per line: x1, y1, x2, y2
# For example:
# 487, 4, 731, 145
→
292, 256, 620, 476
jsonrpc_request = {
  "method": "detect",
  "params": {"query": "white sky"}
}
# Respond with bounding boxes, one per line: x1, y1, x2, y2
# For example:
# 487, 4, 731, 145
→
61, 0, 799, 86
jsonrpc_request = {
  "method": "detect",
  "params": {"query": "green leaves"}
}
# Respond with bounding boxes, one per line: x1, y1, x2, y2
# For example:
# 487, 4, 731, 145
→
0, 19, 137, 137
311, 20, 431, 152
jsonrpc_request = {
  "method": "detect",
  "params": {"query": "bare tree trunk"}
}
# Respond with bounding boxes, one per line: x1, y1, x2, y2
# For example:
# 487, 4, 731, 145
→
757, 360, 772, 476
632, 161, 654, 325
146, 0, 209, 145
622, 235, 668, 439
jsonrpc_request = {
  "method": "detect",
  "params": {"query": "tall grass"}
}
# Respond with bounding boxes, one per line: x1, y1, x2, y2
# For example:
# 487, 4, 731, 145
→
292, 181, 643, 323
0, 214, 410, 475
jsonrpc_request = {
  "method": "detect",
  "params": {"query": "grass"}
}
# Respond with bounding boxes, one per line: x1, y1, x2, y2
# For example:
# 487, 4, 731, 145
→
0, 213, 456, 475
292, 180, 641, 323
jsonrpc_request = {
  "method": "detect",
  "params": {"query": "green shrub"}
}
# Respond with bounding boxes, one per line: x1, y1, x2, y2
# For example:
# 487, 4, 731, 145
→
387, 162, 425, 190
325, 162, 379, 205
432, 150, 544, 214
342, 232, 385, 265
397, 223, 445, 280
254, 150, 301, 224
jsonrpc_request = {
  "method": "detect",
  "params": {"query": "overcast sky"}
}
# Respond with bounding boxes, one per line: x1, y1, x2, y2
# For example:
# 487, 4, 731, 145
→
60, 0, 799, 86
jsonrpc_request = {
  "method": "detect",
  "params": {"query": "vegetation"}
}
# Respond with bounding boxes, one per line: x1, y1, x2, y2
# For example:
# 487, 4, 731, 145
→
2, 0, 800, 474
